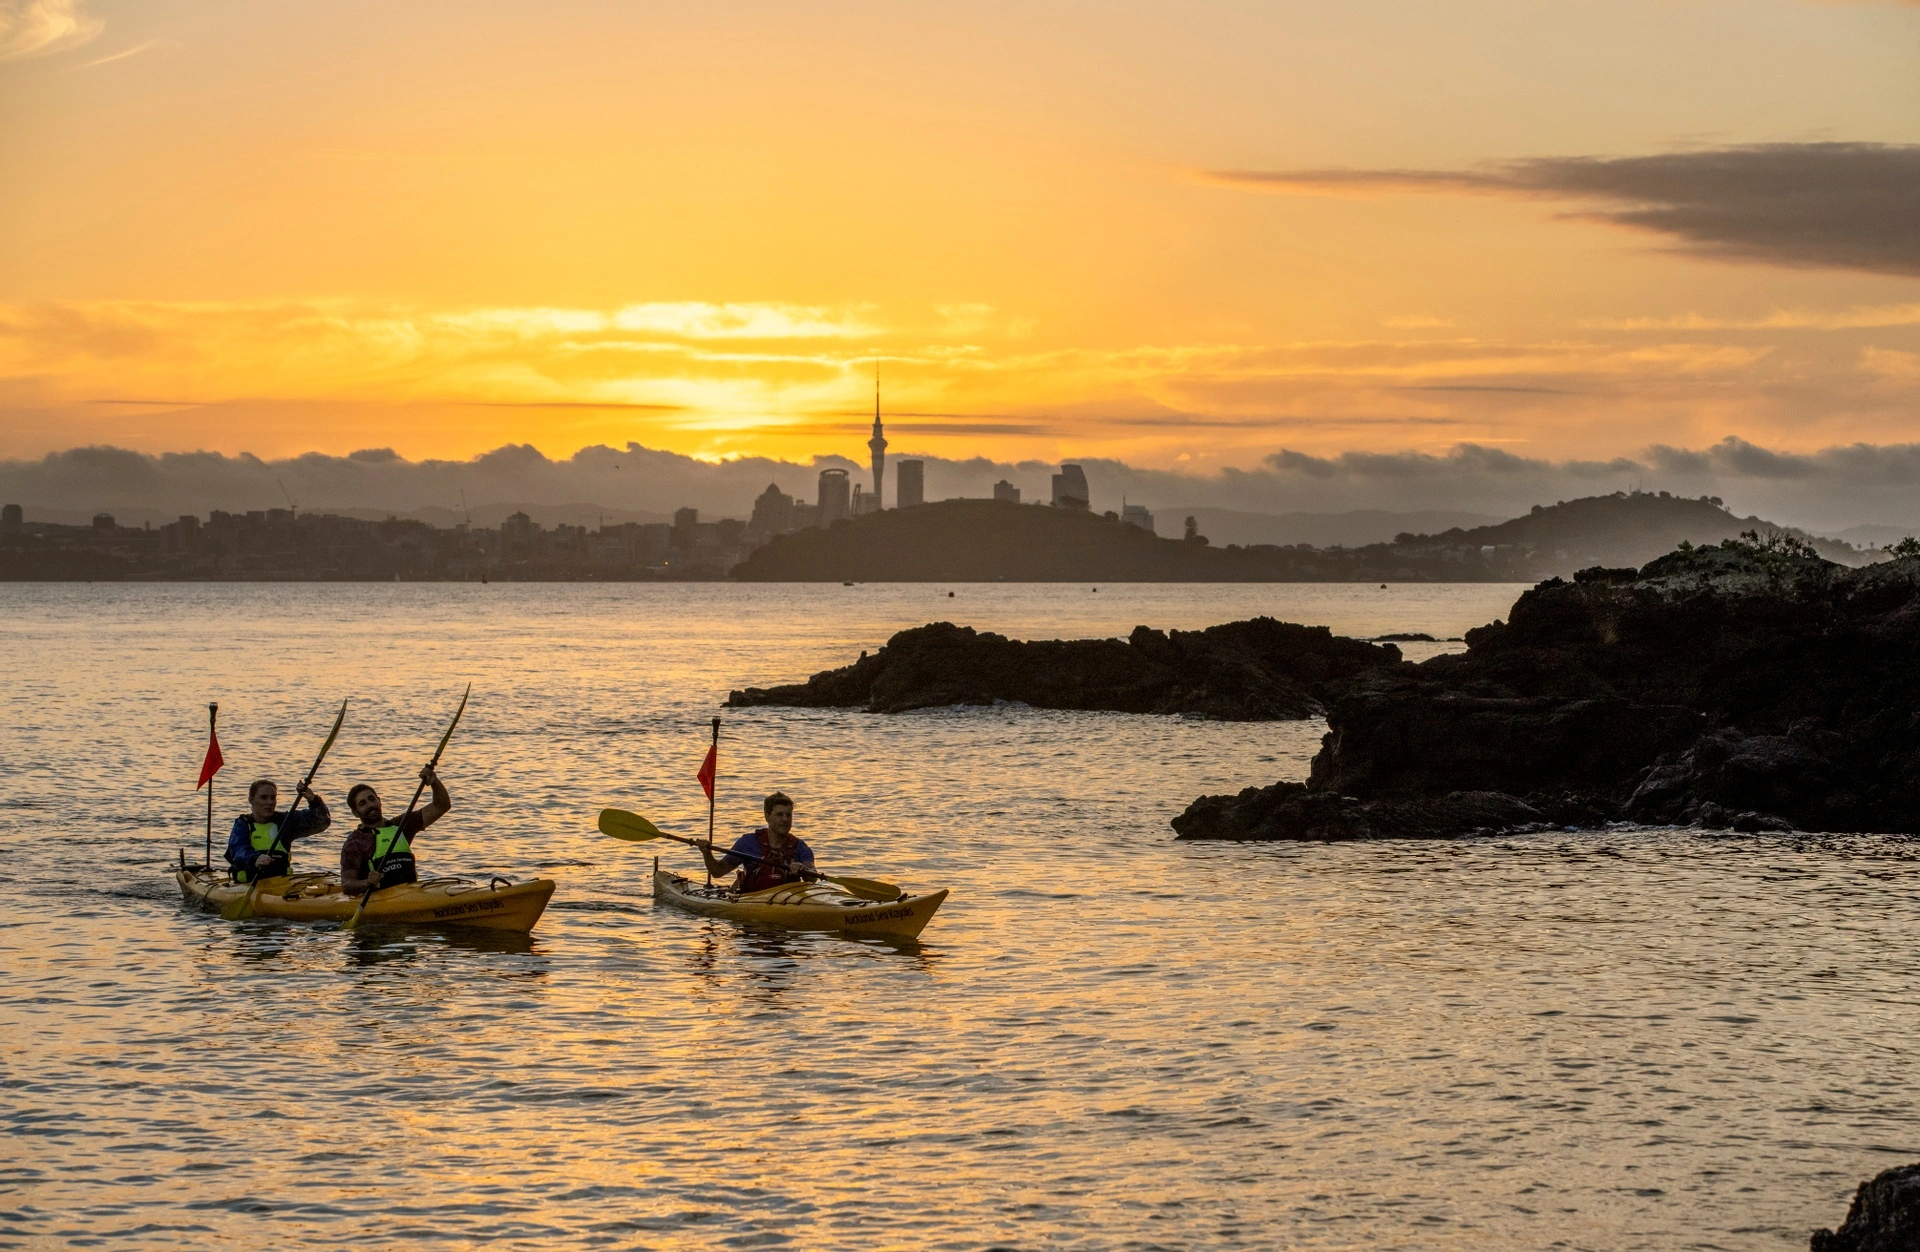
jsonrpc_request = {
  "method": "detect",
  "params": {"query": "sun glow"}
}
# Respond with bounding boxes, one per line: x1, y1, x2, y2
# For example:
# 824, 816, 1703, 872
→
1, 1, 1915, 469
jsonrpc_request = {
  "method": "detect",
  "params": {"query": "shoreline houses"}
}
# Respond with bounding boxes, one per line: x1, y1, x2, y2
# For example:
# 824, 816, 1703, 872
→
0, 397, 1154, 578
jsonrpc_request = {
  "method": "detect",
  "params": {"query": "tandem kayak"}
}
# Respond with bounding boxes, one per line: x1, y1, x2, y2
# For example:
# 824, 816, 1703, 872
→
175, 869, 556, 933
652, 867, 947, 939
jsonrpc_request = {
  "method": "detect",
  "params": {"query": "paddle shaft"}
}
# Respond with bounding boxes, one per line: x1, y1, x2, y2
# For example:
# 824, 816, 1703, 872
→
347, 685, 467, 927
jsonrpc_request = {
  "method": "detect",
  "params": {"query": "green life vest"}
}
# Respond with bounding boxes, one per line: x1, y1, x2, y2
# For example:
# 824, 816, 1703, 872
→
250, 820, 286, 855
370, 823, 415, 882
234, 819, 288, 883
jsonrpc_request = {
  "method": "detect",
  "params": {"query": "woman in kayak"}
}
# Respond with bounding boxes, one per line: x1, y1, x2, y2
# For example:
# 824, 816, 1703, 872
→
226, 777, 331, 883
697, 791, 815, 892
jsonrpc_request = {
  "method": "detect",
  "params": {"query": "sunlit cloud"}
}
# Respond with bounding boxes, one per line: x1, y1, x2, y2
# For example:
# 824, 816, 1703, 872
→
0, 0, 100, 60
1583, 304, 1920, 331
75, 37, 155, 69
1, 297, 1914, 467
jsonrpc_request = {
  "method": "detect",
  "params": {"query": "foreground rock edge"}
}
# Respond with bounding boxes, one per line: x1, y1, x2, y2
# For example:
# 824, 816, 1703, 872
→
727, 617, 1402, 721
1175, 543, 1920, 840
1811, 1162, 1920, 1252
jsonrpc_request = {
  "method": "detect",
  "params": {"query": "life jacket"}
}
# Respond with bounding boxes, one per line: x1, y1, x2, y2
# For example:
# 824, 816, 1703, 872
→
369, 822, 417, 887
233, 819, 289, 884
737, 830, 805, 894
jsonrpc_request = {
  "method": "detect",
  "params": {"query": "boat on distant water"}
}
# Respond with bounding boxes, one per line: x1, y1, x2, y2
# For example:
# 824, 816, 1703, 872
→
175, 868, 556, 932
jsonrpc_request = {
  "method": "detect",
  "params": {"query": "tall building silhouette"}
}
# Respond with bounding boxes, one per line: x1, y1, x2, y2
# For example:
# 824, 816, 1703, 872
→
1051, 464, 1090, 510
867, 363, 888, 509
817, 467, 851, 524
897, 460, 925, 508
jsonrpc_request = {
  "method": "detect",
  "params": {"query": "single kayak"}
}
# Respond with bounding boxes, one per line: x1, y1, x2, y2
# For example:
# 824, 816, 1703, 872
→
652, 866, 947, 939
175, 869, 557, 933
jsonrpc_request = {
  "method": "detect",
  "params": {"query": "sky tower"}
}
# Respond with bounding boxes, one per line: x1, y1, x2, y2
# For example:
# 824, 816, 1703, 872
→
867, 361, 888, 509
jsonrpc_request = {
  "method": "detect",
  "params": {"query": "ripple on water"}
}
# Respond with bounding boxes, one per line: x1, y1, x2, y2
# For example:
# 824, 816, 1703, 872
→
0, 583, 1914, 1250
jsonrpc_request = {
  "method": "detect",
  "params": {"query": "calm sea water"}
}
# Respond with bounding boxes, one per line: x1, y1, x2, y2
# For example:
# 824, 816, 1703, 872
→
3, 582, 1915, 1251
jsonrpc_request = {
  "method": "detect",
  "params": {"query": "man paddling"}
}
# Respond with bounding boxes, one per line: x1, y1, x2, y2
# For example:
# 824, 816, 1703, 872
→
226, 778, 331, 883
696, 791, 816, 892
340, 765, 450, 895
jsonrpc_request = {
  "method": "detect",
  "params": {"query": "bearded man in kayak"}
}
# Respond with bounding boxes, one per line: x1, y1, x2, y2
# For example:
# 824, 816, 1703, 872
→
696, 791, 815, 892
226, 778, 332, 883
339, 765, 451, 895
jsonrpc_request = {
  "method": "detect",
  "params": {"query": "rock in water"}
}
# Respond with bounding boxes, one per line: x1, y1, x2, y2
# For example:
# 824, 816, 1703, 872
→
727, 618, 1402, 720
1811, 1163, 1920, 1251
1176, 543, 1920, 839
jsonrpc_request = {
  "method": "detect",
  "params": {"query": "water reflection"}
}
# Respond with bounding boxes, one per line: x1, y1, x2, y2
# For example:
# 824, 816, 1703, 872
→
5, 584, 1918, 1250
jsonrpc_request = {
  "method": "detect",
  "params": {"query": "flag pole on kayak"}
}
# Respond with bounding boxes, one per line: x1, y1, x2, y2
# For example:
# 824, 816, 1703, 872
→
698, 718, 720, 887
344, 683, 469, 932
196, 702, 225, 874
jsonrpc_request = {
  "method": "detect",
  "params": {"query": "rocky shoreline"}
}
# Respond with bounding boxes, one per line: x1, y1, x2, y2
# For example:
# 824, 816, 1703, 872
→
1175, 542, 1920, 840
727, 618, 1401, 720
1811, 1162, 1920, 1251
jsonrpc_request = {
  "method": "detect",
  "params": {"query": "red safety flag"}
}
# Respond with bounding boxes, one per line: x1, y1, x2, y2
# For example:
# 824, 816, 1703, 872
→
197, 728, 225, 790
697, 743, 717, 800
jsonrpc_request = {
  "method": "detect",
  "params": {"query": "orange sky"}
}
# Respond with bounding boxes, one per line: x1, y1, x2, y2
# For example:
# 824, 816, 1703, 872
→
2, 0, 1917, 471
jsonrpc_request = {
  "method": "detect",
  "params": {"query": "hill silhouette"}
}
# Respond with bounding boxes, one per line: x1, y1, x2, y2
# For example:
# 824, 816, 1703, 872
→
1395, 492, 1859, 570
729, 494, 1869, 582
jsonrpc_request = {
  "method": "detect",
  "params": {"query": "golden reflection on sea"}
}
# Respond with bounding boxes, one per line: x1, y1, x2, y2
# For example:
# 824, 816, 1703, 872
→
1, 583, 1914, 1250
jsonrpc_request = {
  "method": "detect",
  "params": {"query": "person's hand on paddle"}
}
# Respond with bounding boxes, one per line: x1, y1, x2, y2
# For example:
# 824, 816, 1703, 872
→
296, 781, 317, 803
419, 764, 438, 786
365, 866, 384, 890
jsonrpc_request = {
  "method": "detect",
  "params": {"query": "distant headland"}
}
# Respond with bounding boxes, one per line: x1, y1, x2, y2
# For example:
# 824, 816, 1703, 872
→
732, 491, 1866, 582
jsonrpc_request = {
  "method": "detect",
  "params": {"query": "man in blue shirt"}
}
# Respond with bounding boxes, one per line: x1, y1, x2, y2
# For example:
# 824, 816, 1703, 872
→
225, 777, 331, 883
697, 791, 815, 893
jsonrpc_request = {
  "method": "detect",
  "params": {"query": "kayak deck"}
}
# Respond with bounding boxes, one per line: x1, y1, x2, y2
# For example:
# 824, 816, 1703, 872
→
652, 867, 947, 939
176, 869, 556, 932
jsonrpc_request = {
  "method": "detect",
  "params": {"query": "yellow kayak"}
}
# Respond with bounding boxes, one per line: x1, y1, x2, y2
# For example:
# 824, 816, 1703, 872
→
652, 867, 947, 939
175, 869, 556, 933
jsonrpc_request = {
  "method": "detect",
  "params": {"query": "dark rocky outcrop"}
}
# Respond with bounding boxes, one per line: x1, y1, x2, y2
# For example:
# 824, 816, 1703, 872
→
1175, 543, 1920, 839
728, 618, 1402, 719
1812, 1163, 1920, 1252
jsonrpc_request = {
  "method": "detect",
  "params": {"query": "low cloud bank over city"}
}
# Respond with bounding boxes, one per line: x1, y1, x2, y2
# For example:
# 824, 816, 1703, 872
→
11, 438, 1920, 541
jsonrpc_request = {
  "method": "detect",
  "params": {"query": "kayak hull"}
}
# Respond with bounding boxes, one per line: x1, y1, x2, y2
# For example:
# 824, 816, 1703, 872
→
652, 868, 947, 939
176, 869, 556, 932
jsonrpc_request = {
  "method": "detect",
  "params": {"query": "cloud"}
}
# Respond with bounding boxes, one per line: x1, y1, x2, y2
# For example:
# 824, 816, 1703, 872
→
0, 0, 101, 60
1209, 143, 1920, 278
1582, 303, 1920, 332
75, 37, 154, 69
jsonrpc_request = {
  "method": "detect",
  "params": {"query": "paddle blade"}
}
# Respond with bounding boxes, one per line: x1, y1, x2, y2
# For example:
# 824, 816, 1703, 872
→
307, 698, 347, 781
599, 808, 665, 842
220, 881, 260, 921
825, 875, 904, 903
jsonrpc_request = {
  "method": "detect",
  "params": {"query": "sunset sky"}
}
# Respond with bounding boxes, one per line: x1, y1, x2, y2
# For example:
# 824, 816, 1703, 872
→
2, 0, 1917, 475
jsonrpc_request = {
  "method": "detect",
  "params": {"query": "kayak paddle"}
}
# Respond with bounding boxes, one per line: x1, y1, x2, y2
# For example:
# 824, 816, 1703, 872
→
224, 698, 348, 921
345, 684, 469, 931
597, 807, 903, 902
